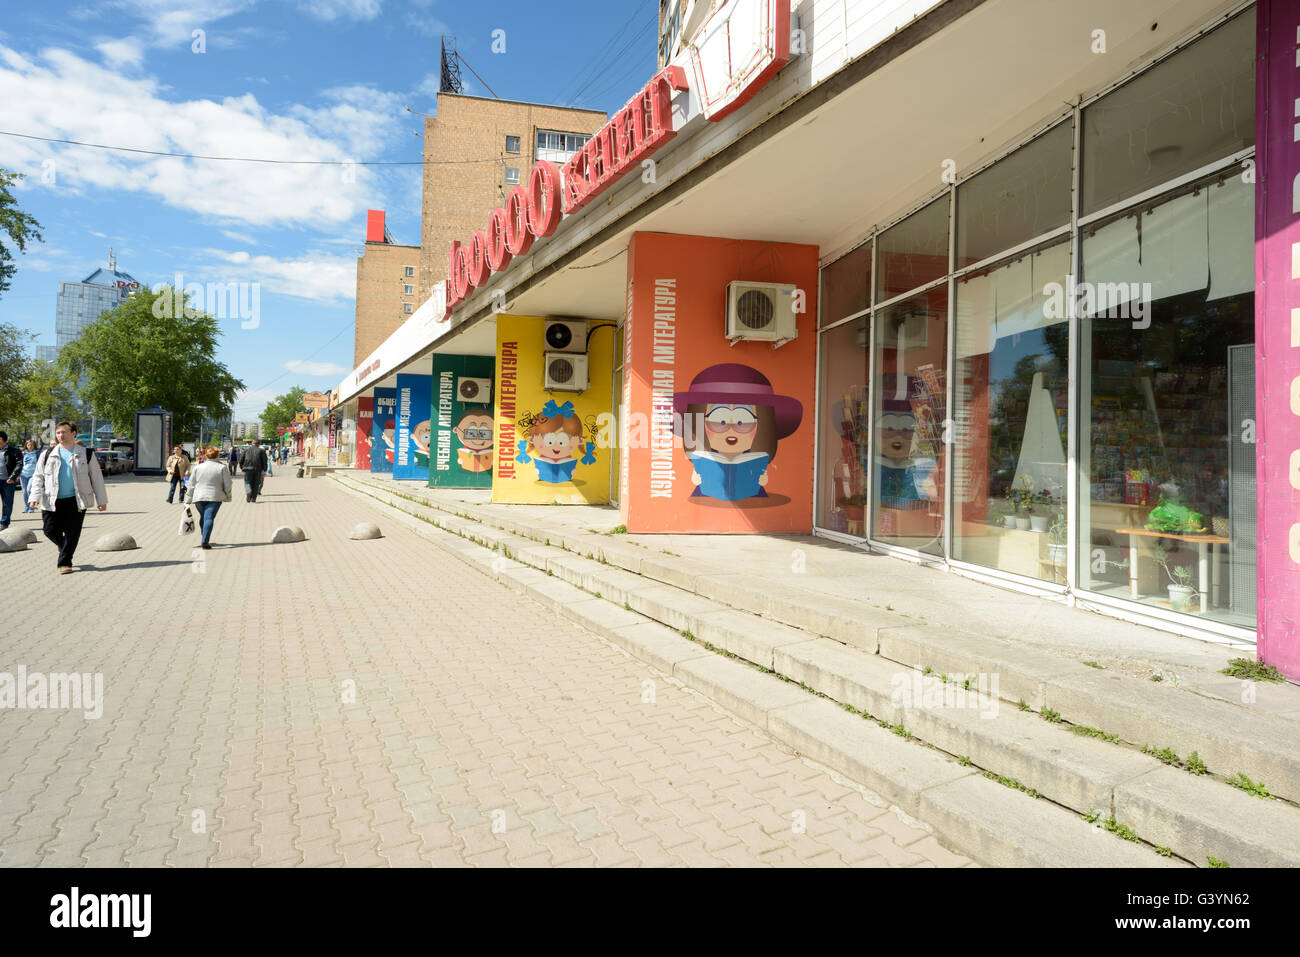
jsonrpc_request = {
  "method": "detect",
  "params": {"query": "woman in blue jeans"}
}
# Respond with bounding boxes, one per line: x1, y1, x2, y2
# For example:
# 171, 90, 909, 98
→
20, 439, 41, 512
184, 446, 232, 548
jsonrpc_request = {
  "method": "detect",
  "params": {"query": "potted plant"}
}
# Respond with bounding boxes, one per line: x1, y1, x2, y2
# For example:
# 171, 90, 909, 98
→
1008, 476, 1034, 530
1029, 488, 1054, 533
1154, 544, 1197, 612
1046, 510, 1068, 566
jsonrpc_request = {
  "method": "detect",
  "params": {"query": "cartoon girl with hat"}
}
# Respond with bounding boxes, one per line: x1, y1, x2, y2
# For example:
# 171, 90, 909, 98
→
673, 363, 803, 502
516, 399, 597, 484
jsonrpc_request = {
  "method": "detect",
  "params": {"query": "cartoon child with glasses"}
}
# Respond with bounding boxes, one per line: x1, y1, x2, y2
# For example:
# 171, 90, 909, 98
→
673, 363, 803, 502
451, 409, 494, 472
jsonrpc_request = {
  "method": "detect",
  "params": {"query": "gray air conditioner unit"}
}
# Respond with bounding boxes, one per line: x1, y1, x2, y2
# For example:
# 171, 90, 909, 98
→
457, 377, 492, 404
544, 352, 589, 392
543, 319, 588, 354
725, 281, 798, 346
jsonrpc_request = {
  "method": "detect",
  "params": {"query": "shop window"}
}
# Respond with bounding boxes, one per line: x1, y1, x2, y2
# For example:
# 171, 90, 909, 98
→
876, 196, 949, 302
1078, 172, 1255, 627
1081, 9, 1254, 216
816, 315, 869, 535
505, 135, 521, 154
870, 285, 948, 556
957, 121, 1072, 268
951, 239, 1070, 580
820, 241, 871, 327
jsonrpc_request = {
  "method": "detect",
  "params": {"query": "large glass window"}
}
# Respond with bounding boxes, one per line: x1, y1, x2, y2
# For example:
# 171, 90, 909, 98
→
871, 286, 948, 555
952, 239, 1070, 580
1081, 8, 1254, 215
821, 241, 871, 327
816, 316, 869, 535
957, 121, 1072, 268
876, 197, 949, 301
1078, 172, 1255, 626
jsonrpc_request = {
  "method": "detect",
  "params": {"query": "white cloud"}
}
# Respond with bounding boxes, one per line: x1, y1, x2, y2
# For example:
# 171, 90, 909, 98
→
299, 0, 383, 21
0, 45, 404, 228
230, 385, 280, 420
95, 39, 142, 67
220, 229, 258, 244
200, 248, 355, 303
283, 358, 347, 376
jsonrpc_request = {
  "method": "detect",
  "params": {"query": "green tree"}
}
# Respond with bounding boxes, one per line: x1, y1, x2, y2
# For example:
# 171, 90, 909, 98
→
260, 386, 306, 437
0, 321, 36, 428
58, 285, 244, 437
0, 169, 43, 297
7, 358, 80, 437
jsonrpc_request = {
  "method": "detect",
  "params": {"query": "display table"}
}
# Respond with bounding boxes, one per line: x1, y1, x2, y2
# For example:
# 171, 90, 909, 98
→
1111, 527, 1230, 613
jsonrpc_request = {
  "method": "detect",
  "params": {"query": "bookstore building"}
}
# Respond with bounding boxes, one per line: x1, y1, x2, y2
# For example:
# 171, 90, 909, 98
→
337, 0, 1298, 675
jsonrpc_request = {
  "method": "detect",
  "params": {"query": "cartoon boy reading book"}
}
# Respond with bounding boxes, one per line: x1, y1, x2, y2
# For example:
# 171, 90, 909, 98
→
673, 363, 803, 502
452, 409, 494, 473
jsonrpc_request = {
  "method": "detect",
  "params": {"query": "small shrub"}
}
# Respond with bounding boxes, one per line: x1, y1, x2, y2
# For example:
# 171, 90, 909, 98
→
1220, 658, 1283, 683
1186, 751, 1207, 775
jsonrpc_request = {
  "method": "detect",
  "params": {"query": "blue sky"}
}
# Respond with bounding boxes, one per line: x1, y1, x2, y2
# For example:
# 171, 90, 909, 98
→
0, 0, 658, 419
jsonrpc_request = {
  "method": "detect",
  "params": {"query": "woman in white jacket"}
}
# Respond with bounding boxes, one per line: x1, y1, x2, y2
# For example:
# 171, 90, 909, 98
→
184, 446, 232, 549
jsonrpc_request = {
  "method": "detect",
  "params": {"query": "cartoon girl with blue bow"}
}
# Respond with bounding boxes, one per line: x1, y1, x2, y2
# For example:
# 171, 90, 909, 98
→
516, 400, 597, 484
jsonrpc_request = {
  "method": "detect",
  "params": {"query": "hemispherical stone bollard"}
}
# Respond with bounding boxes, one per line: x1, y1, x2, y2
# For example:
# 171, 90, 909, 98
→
271, 526, 300, 544
94, 532, 138, 551
290, 526, 306, 542
350, 522, 382, 540
0, 529, 30, 552
14, 529, 38, 545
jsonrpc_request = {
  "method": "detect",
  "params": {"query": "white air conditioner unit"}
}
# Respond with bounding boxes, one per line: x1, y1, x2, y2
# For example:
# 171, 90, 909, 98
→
544, 352, 589, 392
543, 318, 588, 354
725, 281, 798, 346
457, 377, 492, 404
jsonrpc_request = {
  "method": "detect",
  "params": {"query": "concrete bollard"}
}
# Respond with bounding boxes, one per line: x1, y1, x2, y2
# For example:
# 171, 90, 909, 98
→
272, 526, 307, 543
0, 529, 31, 552
94, 532, 139, 551
350, 522, 382, 540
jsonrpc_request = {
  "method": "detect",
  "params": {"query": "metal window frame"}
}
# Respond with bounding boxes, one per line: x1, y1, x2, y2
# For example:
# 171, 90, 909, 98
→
810, 4, 1259, 642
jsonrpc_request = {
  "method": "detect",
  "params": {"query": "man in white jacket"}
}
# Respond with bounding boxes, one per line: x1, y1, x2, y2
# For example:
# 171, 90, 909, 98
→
27, 421, 108, 573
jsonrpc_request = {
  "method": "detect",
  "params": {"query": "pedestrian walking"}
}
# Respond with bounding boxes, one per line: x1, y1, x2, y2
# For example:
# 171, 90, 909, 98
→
241, 438, 268, 502
20, 439, 41, 513
26, 421, 107, 573
165, 445, 189, 504
228, 444, 239, 476
184, 446, 232, 549
0, 431, 22, 530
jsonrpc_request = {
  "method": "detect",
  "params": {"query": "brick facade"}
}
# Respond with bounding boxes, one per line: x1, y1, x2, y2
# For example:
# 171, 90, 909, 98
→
417, 93, 606, 305
354, 240, 420, 366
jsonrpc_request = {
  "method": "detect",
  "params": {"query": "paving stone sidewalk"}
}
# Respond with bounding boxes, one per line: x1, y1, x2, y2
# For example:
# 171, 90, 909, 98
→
0, 471, 971, 867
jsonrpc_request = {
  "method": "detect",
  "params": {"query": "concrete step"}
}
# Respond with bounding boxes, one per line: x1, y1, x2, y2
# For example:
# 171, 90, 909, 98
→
341, 474, 1300, 808
334, 476, 1300, 866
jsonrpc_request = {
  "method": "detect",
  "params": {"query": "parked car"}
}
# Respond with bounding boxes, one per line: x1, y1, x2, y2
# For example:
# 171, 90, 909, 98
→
93, 450, 114, 475
110, 450, 133, 473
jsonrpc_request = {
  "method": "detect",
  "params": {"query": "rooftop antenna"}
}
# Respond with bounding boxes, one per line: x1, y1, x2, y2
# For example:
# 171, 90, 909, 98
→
440, 36, 463, 94
108, 247, 116, 271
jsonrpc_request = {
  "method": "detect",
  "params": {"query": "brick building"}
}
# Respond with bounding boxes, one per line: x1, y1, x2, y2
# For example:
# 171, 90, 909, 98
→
416, 93, 606, 304
353, 210, 421, 366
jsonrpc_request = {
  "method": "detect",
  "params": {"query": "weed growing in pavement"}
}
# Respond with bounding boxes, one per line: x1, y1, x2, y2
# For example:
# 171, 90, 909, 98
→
962, 675, 976, 691
680, 629, 694, 640
1103, 816, 1139, 842
958, 755, 973, 767
607, 525, 628, 535
923, 666, 933, 676
661, 550, 680, 557
594, 592, 601, 599
983, 770, 1039, 799
623, 602, 632, 611
1071, 725, 1120, 744
1227, 773, 1272, 799
1083, 660, 1104, 670
1143, 745, 1182, 767
1155, 845, 1173, 857
939, 673, 949, 684
1041, 708, 1063, 723
1221, 658, 1283, 683
1018, 700, 1030, 712
1186, 751, 1207, 775
880, 719, 912, 740
1149, 673, 1163, 683
1083, 810, 1101, 824
1207, 856, 1230, 868
546, 569, 553, 576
